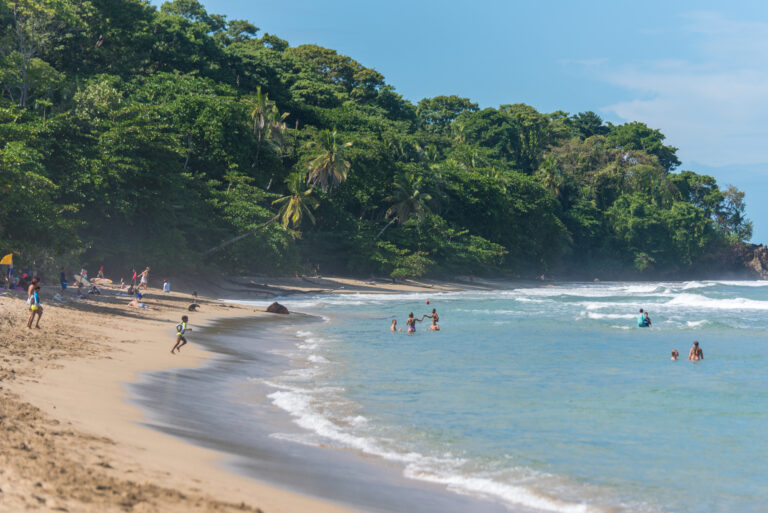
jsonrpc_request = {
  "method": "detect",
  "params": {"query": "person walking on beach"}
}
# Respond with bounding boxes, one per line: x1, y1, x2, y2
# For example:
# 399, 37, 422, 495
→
688, 341, 703, 361
171, 315, 191, 353
27, 285, 42, 328
162, 279, 170, 293
27, 276, 39, 301
138, 267, 150, 290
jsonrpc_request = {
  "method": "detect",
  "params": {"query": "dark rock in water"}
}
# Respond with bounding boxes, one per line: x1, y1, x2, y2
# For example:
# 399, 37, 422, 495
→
266, 302, 289, 314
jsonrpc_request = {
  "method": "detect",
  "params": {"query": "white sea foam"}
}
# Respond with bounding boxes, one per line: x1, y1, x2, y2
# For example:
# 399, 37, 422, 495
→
308, 354, 330, 364
403, 466, 608, 513
686, 320, 708, 328
267, 374, 629, 513
267, 388, 422, 464
665, 293, 768, 310
712, 280, 768, 287
585, 312, 636, 320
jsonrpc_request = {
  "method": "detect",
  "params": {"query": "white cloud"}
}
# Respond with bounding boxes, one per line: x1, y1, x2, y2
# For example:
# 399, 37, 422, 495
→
599, 12, 768, 167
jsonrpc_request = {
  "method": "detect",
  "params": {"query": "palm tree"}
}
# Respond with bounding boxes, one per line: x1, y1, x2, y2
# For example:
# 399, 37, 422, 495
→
245, 87, 289, 164
376, 172, 433, 240
306, 129, 352, 192
203, 172, 318, 256
272, 171, 319, 230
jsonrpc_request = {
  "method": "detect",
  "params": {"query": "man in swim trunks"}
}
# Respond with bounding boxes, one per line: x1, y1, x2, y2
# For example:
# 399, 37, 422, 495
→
425, 308, 440, 331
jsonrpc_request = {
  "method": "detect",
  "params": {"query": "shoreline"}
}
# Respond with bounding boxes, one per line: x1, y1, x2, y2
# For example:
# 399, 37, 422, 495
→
130, 312, 512, 513
0, 276, 466, 512
1, 285, 364, 512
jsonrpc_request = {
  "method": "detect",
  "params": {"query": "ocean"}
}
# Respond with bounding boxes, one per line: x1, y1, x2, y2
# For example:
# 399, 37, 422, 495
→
132, 281, 768, 513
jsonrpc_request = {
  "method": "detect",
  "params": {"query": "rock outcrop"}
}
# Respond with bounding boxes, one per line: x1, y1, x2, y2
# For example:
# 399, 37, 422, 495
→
740, 244, 768, 279
266, 302, 289, 314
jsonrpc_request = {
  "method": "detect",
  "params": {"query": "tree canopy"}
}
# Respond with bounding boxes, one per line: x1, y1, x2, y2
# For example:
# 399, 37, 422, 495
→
0, 0, 753, 279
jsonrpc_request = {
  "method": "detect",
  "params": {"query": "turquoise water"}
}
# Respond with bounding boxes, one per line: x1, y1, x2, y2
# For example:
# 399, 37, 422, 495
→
254, 281, 768, 513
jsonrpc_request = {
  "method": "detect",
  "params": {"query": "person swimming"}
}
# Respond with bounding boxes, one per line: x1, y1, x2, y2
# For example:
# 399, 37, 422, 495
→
405, 312, 424, 334
688, 341, 703, 361
671, 349, 679, 361
637, 308, 651, 327
390, 319, 401, 332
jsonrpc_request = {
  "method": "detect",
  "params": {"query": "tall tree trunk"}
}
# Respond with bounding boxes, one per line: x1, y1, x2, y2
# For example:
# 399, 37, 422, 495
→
204, 215, 278, 257
375, 217, 398, 240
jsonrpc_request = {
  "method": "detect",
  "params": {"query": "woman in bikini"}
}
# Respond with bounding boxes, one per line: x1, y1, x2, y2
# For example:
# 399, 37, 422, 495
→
688, 341, 703, 361
405, 312, 424, 334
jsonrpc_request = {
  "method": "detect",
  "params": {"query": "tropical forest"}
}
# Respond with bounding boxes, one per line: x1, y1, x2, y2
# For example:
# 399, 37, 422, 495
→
0, 0, 755, 279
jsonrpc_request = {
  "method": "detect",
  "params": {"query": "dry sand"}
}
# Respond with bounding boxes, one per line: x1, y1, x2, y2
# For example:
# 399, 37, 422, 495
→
0, 276, 471, 512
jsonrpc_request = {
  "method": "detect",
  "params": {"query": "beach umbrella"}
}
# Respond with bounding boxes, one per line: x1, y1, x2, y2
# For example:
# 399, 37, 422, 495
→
0, 253, 11, 266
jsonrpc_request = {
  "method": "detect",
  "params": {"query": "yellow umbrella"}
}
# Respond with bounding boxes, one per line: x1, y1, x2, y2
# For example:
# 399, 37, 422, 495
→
0, 253, 12, 266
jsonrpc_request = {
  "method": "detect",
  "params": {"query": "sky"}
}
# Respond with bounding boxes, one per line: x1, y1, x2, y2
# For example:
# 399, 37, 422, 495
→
184, 0, 768, 242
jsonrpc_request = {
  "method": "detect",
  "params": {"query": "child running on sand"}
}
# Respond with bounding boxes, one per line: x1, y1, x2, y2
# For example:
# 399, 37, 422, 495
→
171, 315, 190, 354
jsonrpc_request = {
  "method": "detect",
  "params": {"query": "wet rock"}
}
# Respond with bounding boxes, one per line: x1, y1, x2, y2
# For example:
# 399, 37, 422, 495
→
266, 302, 289, 315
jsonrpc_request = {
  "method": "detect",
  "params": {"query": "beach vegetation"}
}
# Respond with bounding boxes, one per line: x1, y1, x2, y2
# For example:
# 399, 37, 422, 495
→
0, 0, 755, 279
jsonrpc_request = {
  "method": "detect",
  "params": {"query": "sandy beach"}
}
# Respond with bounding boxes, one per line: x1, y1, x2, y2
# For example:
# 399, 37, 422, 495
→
0, 276, 472, 513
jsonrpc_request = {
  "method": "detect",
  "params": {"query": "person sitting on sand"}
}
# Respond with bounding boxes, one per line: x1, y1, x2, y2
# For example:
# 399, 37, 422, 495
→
405, 312, 425, 334
688, 341, 703, 361
88, 284, 101, 295
171, 315, 191, 353
27, 285, 42, 329
671, 350, 679, 361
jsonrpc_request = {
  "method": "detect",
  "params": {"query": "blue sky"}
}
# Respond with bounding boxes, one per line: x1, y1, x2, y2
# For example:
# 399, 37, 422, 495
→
183, 0, 768, 242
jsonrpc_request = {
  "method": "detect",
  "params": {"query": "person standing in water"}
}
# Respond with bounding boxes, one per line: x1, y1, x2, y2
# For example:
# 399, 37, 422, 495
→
688, 341, 703, 361
390, 319, 401, 332
425, 308, 440, 331
405, 312, 424, 334
637, 308, 651, 327
671, 350, 679, 360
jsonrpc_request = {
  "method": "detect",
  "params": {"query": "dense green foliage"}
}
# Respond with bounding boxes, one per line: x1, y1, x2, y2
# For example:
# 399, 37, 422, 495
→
0, 0, 753, 278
